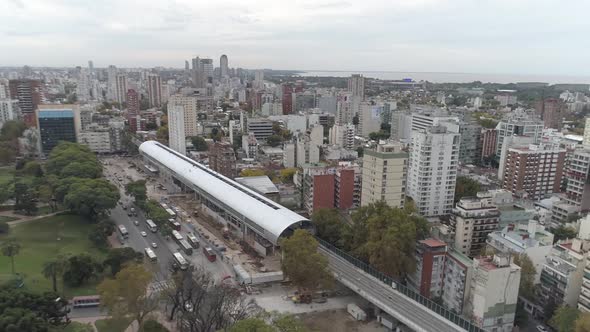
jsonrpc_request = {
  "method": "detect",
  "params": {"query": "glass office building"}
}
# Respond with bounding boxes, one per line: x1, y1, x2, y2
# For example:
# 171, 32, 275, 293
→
38, 109, 77, 154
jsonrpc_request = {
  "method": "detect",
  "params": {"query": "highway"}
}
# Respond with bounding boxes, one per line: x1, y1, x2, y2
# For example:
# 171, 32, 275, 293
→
319, 245, 468, 332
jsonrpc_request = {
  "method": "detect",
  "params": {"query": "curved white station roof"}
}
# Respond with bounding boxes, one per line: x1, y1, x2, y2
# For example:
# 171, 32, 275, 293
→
139, 141, 308, 244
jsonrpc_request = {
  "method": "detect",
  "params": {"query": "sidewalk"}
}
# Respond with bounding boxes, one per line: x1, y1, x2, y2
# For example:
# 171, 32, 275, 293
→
5, 211, 61, 227
124, 312, 178, 332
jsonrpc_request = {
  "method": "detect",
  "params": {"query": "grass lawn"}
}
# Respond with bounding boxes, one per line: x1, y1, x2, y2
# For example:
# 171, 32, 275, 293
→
0, 215, 19, 222
51, 322, 94, 332
0, 167, 14, 186
95, 317, 134, 332
0, 214, 107, 296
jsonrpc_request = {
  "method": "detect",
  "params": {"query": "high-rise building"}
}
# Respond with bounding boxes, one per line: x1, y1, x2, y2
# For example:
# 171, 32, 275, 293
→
191, 56, 202, 88
254, 70, 264, 90
442, 116, 482, 165
467, 255, 520, 332
88, 60, 94, 72
329, 123, 355, 149
450, 194, 500, 257
282, 84, 293, 115
209, 141, 236, 178
300, 164, 360, 214
361, 141, 408, 208
126, 89, 140, 133
480, 128, 497, 161
501, 143, 566, 200
106, 65, 117, 101
167, 94, 198, 137
9, 79, 44, 126
538, 98, 565, 130
247, 119, 274, 141
167, 105, 186, 155
442, 249, 474, 315
408, 238, 447, 299
115, 74, 128, 105
220, 54, 228, 78
359, 102, 383, 137
147, 74, 162, 108
0, 100, 20, 128
583, 118, 590, 148
348, 74, 365, 100
407, 126, 460, 217
495, 109, 543, 157
36, 104, 81, 154
200, 58, 214, 85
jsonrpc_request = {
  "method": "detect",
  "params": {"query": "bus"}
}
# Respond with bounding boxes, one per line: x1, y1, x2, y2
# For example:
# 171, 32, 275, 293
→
117, 225, 129, 239
165, 208, 177, 219
173, 252, 189, 270
160, 202, 168, 210
187, 234, 200, 249
145, 219, 158, 233
178, 239, 193, 255
203, 247, 216, 262
171, 230, 183, 242
71, 295, 100, 308
168, 219, 181, 231
144, 248, 157, 262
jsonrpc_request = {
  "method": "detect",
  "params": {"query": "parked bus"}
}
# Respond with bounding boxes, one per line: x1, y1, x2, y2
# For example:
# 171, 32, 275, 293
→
171, 230, 183, 242
203, 247, 216, 262
186, 234, 200, 249
168, 218, 181, 231
165, 208, 177, 219
173, 252, 189, 270
178, 239, 193, 255
145, 219, 158, 233
144, 248, 157, 262
117, 225, 129, 239
71, 295, 100, 308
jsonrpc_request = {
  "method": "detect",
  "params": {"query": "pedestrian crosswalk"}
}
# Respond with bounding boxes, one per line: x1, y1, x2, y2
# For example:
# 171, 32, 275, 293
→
148, 280, 173, 293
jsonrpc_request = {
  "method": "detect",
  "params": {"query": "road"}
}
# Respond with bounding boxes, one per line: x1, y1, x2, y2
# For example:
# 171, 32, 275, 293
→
103, 156, 234, 284
320, 245, 467, 332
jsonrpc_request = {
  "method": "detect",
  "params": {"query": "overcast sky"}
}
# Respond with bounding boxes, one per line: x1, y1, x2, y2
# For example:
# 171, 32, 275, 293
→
2, 0, 589, 76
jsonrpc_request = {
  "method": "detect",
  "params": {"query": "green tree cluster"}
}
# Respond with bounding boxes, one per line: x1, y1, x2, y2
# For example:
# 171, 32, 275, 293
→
126, 180, 148, 206
368, 130, 390, 141
63, 178, 120, 220
280, 229, 333, 292
553, 225, 578, 243
454, 176, 481, 202
0, 120, 26, 165
230, 313, 308, 332
190, 136, 209, 151
0, 287, 70, 331
45, 142, 102, 179
512, 253, 536, 300
550, 306, 579, 332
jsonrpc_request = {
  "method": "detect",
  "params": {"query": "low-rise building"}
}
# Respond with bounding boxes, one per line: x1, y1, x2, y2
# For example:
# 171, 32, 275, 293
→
450, 194, 500, 257
409, 238, 447, 299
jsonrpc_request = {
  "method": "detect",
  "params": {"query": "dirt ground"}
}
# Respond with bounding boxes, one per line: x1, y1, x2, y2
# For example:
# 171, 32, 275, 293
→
300, 309, 387, 332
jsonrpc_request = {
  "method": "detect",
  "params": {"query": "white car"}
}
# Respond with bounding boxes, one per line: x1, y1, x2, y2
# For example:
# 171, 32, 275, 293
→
151, 242, 158, 248
536, 326, 548, 332
133, 220, 140, 226
140, 231, 147, 237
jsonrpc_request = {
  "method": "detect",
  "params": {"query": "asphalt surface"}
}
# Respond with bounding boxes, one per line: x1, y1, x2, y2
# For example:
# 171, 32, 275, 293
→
103, 158, 235, 284
320, 245, 465, 332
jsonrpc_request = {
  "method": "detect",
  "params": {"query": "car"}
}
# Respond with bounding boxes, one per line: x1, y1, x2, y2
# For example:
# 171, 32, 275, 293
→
133, 220, 140, 226
140, 231, 147, 237
184, 302, 193, 312
536, 326, 548, 332
127, 212, 132, 217
151, 242, 158, 248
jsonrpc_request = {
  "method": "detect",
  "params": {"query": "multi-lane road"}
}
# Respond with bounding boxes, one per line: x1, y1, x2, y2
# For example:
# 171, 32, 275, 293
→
103, 158, 234, 284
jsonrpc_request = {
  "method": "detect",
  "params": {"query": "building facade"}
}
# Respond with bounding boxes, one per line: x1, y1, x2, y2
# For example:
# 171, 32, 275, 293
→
36, 105, 80, 154
347, 74, 365, 100
209, 141, 237, 179
167, 105, 186, 155
361, 141, 408, 208
9, 79, 44, 126
450, 194, 500, 257
147, 74, 162, 107
409, 239, 447, 299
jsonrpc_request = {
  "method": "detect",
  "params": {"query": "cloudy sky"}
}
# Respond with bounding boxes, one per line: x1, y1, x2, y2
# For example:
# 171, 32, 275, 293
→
2, 0, 589, 76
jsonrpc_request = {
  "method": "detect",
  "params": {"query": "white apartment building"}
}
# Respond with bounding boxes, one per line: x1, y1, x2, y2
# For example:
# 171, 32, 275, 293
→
410, 107, 458, 132
247, 119, 273, 141
583, 118, 590, 148
468, 255, 521, 332
442, 249, 474, 316
347, 74, 365, 100
78, 126, 111, 153
168, 94, 198, 137
450, 194, 500, 257
242, 133, 258, 159
407, 125, 460, 217
329, 123, 355, 149
168, 105, 186, 155
359, 102, 383, 137
361, 141, 408, 208
0, 99, 19, 128
147, 74, 162, 107
296, 136, 320, 167
495, 109, 544, 156
283, 142, 296, 168
114, 74, 127, 105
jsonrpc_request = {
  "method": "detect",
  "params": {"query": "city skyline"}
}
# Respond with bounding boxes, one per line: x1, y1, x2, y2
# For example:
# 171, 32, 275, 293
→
3, 0, 590, 77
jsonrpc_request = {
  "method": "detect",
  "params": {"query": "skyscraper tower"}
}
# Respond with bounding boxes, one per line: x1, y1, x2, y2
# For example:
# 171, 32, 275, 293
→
348, 74, 365, 100
220, 54, 228, 78
88, 60, 94, 72
147, 74, 162, 107
191, 56, 202, 88
115, 74, 128, 105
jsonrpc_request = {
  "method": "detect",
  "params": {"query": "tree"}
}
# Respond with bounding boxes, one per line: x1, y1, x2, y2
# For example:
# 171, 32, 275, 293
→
266, 135, 283, 147
454, 176, 481, 202
103, 247, 144, 276
191, 136, 208, 151
21, 161, 43, 177
576, 313, 590, 332
0, 120, 26, 141
312, 208, 344, 245
42, 256, 67, 293
156, 125, 168, 140
341, 201, 429, 278
240, 169, 266, 177
163, 268, 251, 331
210, 127, 223, 142
512, 253, 536, 300
0, 221, 8, 234
13, 182, 38, 215
63, 178, 120, 220
45, 142, 102, 178
550, 306, 579, 332
0, 288, 70, 331
478, 118, 498, 129
0, 146, 16, 165
126, 180, 148, 204
98, 264, 158, 329
140, 319, 170, 332
280, 229, 334, 292
63, 254, 102, 287
145, 199, 170, 227
1, 240, 21, 274
279, 168, 297, 183
553, 225, 578, 243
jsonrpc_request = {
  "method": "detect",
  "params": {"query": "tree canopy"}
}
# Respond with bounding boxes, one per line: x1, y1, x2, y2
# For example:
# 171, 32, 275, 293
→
280, 229, 333, 292
266, 135, 283, 147
126, 180, 148, 205
312, 208, 344, 245
454, 176, 481, 203
98, 264, 158, 328
103, 247, 144, 276
0, 287, 70, 332
63, 178, 120, 220
191, 136, 208, 151
553, 225, 578, 243
239, 169, 266, 177
512, 253, 536, 300
576, 313, 590, 332
550, 306, 579, 332
45, 142, 102, 179
1, 240, 21, 274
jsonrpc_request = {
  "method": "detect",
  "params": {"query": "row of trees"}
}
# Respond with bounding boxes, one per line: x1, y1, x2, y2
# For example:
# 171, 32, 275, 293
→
312, 201, 429, 278
0, 286, 70, 331
550, 305, 590, 332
